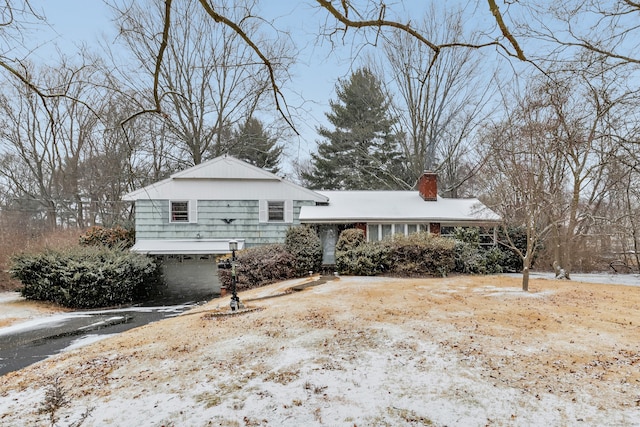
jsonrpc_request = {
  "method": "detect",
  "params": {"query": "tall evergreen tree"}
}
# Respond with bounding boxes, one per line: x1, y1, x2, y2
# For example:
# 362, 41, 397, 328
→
225, 117, 284, 174
304, 67, 406, 190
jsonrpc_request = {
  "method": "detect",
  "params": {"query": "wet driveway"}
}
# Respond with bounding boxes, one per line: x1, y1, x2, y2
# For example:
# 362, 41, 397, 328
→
0, 292, 215, 376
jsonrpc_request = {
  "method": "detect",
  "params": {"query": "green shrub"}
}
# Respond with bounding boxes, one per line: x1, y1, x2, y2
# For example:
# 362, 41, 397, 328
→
335, 228, 366, 252
218, 244, 297, 291
10, 246, 160, 308
452, 227, 481, 247
336, 230, 456, 277
452, 227, 504, 274
384, 232, 456, 277
285, 226, 322, 275
483, 246, 505, 274
79, 225, 135, 249
336, 242, 392, 276
335, 229, 389, 275
495, 226, 540, 273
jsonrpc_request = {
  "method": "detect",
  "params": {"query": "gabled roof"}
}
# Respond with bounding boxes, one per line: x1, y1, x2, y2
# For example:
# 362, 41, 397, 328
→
299, 191, 501, 224
122, 155, 328, 203
170, 155, 281, 181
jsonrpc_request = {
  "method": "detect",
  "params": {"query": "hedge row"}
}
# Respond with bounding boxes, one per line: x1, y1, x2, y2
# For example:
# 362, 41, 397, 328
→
10, 246, 161, 309
221, 226, 522, 288
335, 227, 521, 277
336, 229, 456, 276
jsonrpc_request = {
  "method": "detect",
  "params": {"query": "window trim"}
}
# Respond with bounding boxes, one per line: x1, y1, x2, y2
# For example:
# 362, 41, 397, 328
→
259, 199, 293, 223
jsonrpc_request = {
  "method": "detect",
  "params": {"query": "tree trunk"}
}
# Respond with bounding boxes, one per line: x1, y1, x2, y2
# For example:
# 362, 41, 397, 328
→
522, 251, 531, 291
522, 266, 529, 292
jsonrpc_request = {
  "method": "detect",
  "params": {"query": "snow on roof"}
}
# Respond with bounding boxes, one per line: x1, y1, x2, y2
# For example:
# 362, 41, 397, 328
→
122, 155, 328, 203
130, 239, 245, 255
299, 191, 501, 224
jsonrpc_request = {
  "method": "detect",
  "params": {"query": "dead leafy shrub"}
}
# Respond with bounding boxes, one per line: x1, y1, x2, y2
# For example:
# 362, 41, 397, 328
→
38, 377, 93, 427
218, 244, 297, 291
79, 225, 134, 249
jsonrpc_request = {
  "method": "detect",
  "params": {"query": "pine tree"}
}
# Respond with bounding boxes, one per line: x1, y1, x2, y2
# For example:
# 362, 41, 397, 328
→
304, 67, 406, 190
225, 117, 284, 174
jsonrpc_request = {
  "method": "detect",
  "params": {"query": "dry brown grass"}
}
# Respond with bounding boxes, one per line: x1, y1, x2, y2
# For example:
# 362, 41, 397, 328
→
1, 275, 639, 425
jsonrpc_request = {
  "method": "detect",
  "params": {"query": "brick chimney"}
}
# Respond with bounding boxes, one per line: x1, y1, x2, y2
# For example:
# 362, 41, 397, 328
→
418, 172, 438, 201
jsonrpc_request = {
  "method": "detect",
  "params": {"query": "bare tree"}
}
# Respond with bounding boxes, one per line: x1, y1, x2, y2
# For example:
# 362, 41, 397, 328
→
536, 55, 640, 277
481, 92, 564, 291
481, 52, 640, 289
382, 5, 495, 193
0, 64, 62, 229
111, 0, 294, 165
514, 0, 640, 66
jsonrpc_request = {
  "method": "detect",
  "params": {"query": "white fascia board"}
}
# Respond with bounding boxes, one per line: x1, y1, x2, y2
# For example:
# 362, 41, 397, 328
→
131, 239, 246, 255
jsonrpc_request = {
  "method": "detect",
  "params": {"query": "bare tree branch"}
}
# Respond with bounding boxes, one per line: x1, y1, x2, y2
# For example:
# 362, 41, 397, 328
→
487, 0, 526, 60
316, 0, 525, 61
196, 0, 298, 134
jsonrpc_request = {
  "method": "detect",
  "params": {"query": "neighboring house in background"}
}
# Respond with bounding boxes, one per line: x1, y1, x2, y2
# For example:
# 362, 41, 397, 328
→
122, 155, 500, 295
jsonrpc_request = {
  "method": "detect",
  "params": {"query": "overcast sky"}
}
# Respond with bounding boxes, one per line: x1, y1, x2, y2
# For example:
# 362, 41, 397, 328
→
26, 1, 474, 168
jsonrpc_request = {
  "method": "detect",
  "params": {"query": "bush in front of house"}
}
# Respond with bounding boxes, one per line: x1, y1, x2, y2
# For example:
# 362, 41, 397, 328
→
285, 225, 322, 275
335, 228, 366, 252
336, 229, 456, 277
337, 241, 392, 276
79, 225, 135, 249
335, 228, 392, 275
218, 244, 298, 292
10, 246, 161, 309
452, 227, 503, 274
384, 232, 456, 277
494, 226, 537, 273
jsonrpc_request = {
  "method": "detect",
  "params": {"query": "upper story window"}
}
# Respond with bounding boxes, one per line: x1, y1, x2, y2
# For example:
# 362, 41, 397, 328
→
259, 200, 293, 223
268, 201, 285, 222
170, 200, 196, 223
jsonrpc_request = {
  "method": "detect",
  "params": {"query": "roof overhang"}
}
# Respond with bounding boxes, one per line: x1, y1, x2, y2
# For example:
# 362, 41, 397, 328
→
130, 239, 245, 255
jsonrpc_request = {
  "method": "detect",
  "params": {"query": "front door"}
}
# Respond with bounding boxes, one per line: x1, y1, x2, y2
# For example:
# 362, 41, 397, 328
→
319, 225, 338, 265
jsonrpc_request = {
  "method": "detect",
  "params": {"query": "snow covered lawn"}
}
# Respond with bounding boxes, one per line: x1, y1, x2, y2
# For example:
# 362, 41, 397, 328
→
1, 275, 639, 426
